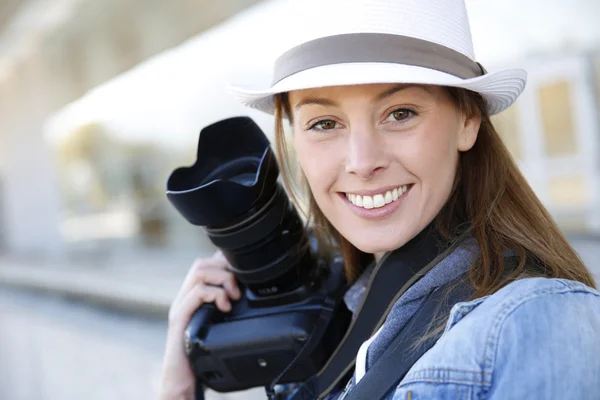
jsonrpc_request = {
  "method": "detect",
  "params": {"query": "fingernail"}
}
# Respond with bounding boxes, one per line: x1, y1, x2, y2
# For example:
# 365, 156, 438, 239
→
212, 250, 224, 259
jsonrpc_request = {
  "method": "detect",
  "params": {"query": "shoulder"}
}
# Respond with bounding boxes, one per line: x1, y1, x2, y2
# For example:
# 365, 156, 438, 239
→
446, 277, 600, 334
477, 278, 600, 398
389, 278, 600, 400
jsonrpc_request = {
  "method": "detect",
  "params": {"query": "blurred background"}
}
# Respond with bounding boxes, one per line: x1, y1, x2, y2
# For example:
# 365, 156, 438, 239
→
0, 0, 599, 399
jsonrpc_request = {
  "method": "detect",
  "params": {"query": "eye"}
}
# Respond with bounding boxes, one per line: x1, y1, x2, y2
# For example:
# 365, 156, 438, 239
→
384, 108, 415, 123
308, 119, 339, 131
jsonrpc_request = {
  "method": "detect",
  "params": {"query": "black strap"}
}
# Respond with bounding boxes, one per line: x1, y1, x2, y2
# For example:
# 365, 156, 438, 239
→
342, 276, 475, 400
195, 382, 205, 400
286, 226, 461, 400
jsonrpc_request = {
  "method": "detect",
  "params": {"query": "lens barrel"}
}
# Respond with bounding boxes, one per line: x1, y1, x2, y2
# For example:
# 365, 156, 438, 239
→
166, 117, 311, 296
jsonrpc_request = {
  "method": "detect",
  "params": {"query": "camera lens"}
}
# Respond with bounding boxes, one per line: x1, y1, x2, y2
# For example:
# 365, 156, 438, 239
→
166, 117, 312, 297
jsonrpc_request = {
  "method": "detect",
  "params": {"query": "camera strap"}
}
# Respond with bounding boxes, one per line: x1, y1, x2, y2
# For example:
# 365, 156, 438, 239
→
341, 254, 520, 400
286, 227, 469, 400
340, 274, 474, 400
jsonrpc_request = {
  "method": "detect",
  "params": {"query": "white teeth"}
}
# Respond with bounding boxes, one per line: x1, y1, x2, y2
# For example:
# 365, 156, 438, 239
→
384, 191, 393, 204
347, 184, 412, 210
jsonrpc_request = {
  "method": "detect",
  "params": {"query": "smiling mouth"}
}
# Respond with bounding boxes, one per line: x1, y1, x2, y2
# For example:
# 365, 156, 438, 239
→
344, 184, 413, 209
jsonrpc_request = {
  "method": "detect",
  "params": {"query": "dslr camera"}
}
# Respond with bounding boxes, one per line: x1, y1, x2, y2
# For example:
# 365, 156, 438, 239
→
166, 117, 351, 393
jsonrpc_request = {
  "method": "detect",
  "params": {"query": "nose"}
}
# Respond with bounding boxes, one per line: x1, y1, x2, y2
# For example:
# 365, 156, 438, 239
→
344, 126, 388, 180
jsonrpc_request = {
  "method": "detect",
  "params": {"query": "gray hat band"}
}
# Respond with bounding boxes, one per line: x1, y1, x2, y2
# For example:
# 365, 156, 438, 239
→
272, 33, 486, 86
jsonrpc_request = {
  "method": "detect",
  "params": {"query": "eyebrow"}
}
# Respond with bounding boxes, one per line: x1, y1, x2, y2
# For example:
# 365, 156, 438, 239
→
294, 97, 339, 111
375, 84, 431, 102
293, 84, 431, 111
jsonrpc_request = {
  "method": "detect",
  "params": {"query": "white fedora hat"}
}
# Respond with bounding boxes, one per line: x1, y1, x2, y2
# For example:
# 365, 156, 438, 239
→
230, 0, 526, 116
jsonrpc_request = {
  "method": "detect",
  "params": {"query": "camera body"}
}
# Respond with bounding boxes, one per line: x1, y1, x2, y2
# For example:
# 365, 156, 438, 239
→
185, 254, 350, 392
166, 117, 351, 393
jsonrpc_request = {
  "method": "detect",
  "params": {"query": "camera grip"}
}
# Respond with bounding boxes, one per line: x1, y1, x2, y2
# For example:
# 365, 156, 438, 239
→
185, 304, 217, 355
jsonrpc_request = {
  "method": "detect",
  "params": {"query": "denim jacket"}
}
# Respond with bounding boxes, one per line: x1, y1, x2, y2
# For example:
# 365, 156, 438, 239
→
380, 277, 600, 399
287, 234, 600, 400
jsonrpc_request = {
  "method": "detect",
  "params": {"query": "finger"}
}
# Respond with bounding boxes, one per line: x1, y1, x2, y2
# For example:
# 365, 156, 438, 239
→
211, 250, 224, 259
169, 284, 231, 329
195, 268, 241, 300
205, 285, 233, 312
177, 261, 240, 306
169, 285, 227, 326
173, 257, 230, 305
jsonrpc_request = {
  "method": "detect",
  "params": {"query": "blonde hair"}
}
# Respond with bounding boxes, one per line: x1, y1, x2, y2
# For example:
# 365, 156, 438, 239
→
273, 88, 596, 299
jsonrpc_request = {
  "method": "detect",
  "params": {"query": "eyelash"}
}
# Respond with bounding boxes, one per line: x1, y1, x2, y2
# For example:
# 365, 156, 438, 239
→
307, 107, 417, 132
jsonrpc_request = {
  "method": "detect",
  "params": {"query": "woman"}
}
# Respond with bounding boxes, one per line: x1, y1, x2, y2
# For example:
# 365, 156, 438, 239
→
159, 0, 600, 399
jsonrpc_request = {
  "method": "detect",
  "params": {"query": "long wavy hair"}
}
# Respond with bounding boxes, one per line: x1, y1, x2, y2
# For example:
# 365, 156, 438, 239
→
273, 87, 596, 299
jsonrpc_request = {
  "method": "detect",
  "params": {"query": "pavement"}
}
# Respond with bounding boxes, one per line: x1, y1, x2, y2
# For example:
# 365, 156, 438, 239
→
0, 250, 267, 399
0, 286, 266, 400
0, 236, 597, 400
0, 251, 186, 318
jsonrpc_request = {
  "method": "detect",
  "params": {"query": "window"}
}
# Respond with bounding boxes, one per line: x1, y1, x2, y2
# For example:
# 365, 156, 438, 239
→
548, 176, 589, 207
538, 80, 577, 157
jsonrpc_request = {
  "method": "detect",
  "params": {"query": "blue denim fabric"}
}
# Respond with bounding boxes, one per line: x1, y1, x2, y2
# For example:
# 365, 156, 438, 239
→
299, 275, 600, 400
291, 239, 600, 400
382, 277, 600, 399
366, 243, 478, 369
327, 242, 477, 400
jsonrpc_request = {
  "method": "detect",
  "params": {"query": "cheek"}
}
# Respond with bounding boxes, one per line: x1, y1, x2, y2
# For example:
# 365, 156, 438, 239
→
418, 129, 459, 178
401, 122, 460, 206
431, 144, 459, 202
293, 135, 338, 198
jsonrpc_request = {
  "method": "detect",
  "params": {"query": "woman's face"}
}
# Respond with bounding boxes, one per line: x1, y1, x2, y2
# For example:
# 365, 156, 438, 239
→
288, 84, 480, 259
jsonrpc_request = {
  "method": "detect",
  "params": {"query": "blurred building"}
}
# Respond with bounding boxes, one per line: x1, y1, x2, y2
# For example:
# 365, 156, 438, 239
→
0, 0, 263, 259
0, 0, 599, 264
494, 52, 600, 232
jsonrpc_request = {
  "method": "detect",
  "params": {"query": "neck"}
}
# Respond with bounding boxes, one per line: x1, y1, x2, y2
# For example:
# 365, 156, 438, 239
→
372, 222, 442, 264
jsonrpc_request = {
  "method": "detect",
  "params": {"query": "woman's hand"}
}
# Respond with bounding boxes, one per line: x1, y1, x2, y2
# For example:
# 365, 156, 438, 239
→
158, 251, 241, 400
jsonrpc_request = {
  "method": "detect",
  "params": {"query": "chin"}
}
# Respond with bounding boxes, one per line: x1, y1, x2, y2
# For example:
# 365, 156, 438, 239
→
347, 235, 409, 255
340, 220, 423, 255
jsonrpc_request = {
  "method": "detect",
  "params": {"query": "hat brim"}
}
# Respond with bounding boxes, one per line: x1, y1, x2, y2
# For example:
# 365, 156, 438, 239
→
230, 63, 526, 116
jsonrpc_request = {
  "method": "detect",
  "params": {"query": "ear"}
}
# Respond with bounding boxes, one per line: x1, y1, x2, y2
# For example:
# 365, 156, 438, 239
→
457, 113, 481, 152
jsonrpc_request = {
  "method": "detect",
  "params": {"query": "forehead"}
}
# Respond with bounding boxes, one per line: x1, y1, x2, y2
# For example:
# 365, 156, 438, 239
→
288, 83, 443, 105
